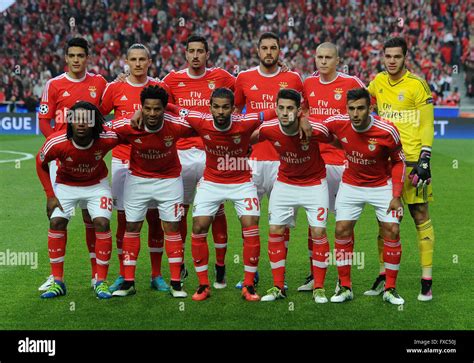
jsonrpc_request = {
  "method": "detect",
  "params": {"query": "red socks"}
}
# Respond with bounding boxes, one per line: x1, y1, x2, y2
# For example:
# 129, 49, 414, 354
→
95, 231, 112, 281
146, 209, 164, 278
165, 231, 184, 282
307, 228, 313, 274
212, 204, 228, 267
383, 237, 402, 289
311, 236, 329, 289
84, 222, 97, 278
335, 236, 354, 288
268, 233, 285, 289
242, 226, 260, 286
116, 211, 126, 277
192, 232, 209, 285
48, 229, 67, 281
122, 231, 140, 281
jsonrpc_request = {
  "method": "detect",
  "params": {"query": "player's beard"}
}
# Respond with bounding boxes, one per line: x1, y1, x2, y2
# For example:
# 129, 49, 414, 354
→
213, 115, 231, 130
260, 57, 279, 70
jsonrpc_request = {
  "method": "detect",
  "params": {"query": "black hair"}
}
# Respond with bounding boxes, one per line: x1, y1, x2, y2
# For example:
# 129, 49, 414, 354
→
66, 37, 89, 56
126, 43, 151, 59
186, 35, 209, 52
210, 87, 234, 105
277, 89, 301, 108
140, 85, 169, 107
346, 88, 371, 107
383, 37, 408, 56
66, 101, 104, 139
258, 32, 280, 48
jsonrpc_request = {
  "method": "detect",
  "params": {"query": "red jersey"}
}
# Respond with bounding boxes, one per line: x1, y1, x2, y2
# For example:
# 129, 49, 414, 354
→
323, 114, 405, 196
162, 67, 236, 151
36, 130, 119, 198
112, 114, 194, 179
258, 119, 332, 186
178, 109, 265, 184
100, 76, 169, 161
39, 72, 107, 137
234, 66, 304, 161
304, 72, 365, 165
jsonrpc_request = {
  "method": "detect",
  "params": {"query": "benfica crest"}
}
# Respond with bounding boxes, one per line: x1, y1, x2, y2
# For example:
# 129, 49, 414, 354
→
232, 134, 241, 144
89, 86, 97, 98
368, 138, 378, 151
208, 80, 216, 90
334, 88, 343, 100
279, 81, 288, 89
301, 139, 310, 151
94, 150, 102, 160
164, 136, 174, 147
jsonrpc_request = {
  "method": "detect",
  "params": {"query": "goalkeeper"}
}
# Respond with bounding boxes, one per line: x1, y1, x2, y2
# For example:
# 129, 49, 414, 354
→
366, 37, 435, 301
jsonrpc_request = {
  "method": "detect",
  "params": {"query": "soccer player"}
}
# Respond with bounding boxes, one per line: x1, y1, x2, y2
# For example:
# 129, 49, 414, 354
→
324, 88, 406, 305
100, 44, 170, 293
162, 35, 236, 289
167, 88, 280, 302
110, 85, 194, 298
36, 102, 117, 299
366, 37, 435, 301
250, 89, 334, 303
298, 42, 366, 292
38, 37, 107, 291
234, 32, 304, 288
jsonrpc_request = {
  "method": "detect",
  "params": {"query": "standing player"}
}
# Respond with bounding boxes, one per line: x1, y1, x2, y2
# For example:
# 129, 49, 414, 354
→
234, 32, 304, 288
168, 88, 279, 302
324, 88, 406, 305
38, 37, 107, 291
250, 89, 334, 303
298, 42, 366, 292
111, 86, 194, 298
100, 44, 170, 293
366, 37, 435, 301
162, 35, 235, 289
36, 102, 117, 299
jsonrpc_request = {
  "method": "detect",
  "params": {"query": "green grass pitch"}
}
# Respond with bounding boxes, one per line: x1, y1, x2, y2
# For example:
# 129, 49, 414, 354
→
0, 135, 472, 330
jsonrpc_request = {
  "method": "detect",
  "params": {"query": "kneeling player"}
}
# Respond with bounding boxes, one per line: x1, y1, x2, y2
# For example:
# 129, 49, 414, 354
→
251, 89, 334, 303
111, 86, 195, 298
324, 88, 406, 305
36, 102, 119, 299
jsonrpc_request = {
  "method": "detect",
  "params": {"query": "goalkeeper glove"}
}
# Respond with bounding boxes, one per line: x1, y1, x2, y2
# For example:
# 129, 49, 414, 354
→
409, 148, 431, 188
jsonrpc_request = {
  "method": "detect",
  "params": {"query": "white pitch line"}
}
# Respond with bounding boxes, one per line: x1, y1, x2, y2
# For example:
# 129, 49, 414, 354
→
0, 150, 35, 163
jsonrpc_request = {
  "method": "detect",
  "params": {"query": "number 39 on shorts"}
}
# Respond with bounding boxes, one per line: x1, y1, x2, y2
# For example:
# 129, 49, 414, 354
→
244, 198, 260, 211
100, 196, 113, 211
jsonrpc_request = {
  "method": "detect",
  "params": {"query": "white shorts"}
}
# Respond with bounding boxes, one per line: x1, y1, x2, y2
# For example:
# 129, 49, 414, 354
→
50, 179, 113, 220
335, 181, 399, 223
248, 159, 279, 200
326, 164, 345, 213
124, 174, 183, 222
178, 148, 206, 205
193, 179, 260, 218
50, 161, 89, 210
111, 157, 129, 211
269, 180, 329, 228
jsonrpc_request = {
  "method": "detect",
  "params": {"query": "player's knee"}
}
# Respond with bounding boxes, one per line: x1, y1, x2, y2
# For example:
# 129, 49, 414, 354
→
408, 204, 430, 224
162, 221, 180, 233
310, 227, 326, 238
240, 216, 259, 228
192, 219, 210, 234
126, 221, 142, 233
269, 225, 286, 235
383, 223, 400, 240
93, 218, 110, 232
50, 218, 68, 231
335, 223, 352, 239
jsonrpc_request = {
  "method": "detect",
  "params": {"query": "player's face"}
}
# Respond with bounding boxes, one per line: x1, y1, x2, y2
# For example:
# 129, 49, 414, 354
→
186, 42, 209, 70
210, 97, 233, 127
126, 49, 151, 77
276, 98, 301, 128
347, 98, 370, 130
315, 47, 338, 75
383, 47, 406, 76
142, 99, 165, 129
65, 47, 88, 74
258, 38, 280, 68
71, 108, 93, 139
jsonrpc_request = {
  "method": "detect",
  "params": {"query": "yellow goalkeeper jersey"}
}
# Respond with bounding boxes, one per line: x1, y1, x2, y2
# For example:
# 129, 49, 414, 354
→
367, 70, 434, 161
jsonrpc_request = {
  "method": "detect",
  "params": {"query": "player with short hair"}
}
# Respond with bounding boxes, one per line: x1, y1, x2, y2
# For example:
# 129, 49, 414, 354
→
251, 89, 334, 303
298, 42, 366, 292
167, 87, 279, 302
36, 102, 118, 299
38, 37, 107, 292
323, 88, 406, 305
234, 32, 304, 289
162, 35, 236, 289
366, 37, 435, 301
100, 43, 170, 294
110, 85, 194, 298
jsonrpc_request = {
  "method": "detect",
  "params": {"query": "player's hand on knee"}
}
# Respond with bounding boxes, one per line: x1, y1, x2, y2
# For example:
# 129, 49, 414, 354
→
130, 110, 143, 129
409, 149, 431, 187
386, 197, 403, 220
47, 197, 63, 219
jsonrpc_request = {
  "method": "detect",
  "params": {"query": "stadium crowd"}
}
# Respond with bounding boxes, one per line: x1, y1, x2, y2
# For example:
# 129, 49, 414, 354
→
0, 0, 472, 107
